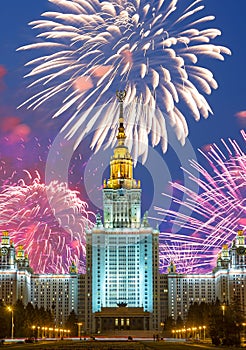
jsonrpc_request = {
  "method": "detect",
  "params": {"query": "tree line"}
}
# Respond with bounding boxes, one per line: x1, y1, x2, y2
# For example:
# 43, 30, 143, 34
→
165, 298, 244, 346
0, 299, 78, 339
0, 299, 53, 338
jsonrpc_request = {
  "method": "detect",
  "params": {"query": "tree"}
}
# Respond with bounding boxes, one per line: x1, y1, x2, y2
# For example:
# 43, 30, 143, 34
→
186, 302, 205, 327
176, 316, 184, 328
24, 303, 36, 338
207, 297, 244, 346
14, 300, 26, 337
164, 316, 175, 331
0, 300, 9, 338
65, 310, 78, 337
208, 299, 223, 345
221, 297, 244, 346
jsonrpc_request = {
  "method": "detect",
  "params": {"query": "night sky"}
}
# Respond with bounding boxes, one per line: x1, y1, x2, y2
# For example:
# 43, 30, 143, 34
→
0, 1, 245, 255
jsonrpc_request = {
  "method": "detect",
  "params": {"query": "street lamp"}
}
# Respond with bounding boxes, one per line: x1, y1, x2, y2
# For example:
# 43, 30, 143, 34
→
37, 326, 40, 339
221, 302, 227, 339
221, 304, 226, 317
76, 322, 83, 339
160, 322, 165, 335
49, 328, 53, 338
60, 328, 64, 339
32, 325, 36, 338
7, 306, 14, 339
203, 326, 206, 340
54, 328, 58, 339
199, 326, 202, 339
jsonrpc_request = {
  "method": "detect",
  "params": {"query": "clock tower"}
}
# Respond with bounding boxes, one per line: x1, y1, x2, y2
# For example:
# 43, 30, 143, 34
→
0, 231, 32, 306
231, 230, 246, 268
0, 231, 15, 269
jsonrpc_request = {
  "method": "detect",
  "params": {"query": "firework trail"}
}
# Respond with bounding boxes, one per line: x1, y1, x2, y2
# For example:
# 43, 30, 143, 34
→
160, 241, 200, 274
18, 0, 231, 162
0, 172, 95, 274
159, 231, 214, 273
158, 131, 246, 273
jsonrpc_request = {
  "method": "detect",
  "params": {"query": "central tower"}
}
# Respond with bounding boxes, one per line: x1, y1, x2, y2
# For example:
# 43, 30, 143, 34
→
85, 92, 160, 334
103, 90, 141, 229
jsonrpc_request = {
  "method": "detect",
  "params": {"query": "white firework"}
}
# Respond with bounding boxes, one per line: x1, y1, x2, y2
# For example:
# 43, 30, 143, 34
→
159, 230, 215, 273
18, 0, 231, 161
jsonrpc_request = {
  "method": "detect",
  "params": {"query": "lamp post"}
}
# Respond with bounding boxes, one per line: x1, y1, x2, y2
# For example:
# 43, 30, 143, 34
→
7, 306, 14, 339
160, 322, 164, 336
54, 328, 58, 339
37, 326, 40, 339
221, 304, 226, 317
76, 322, 82, 339
221, 302, 226, 340
32, 325, 36, 339
199, 326, 202, 340
203, 326, 206, 340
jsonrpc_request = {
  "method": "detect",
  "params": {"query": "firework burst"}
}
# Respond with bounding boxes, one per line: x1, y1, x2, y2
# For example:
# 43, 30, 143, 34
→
18, 0, 231, 161
158, 131, 246, 273
159, 234, 202, 274
0, 172, 95, 274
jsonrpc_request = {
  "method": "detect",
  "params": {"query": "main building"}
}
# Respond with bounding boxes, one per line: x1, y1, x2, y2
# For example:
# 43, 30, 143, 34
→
83, 90, 160, 333
0, 92, 246, 334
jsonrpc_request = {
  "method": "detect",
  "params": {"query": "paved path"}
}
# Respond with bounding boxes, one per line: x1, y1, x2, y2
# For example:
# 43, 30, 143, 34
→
1, 339, 236, 350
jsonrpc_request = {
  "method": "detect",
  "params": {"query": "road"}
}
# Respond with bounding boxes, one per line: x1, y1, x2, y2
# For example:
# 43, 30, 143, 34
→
1, 339, 233, 350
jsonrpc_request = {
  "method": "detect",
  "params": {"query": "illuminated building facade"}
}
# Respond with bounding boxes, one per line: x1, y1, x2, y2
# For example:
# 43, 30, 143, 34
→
213, 230, 246, 310
0, 92, 246, 332
0, 231, 32, 306
1, 226, 246, 331
84, 91, 160, 333
31, 269, 78, 327
0, 230, 78, 326
167, 230, 246, 321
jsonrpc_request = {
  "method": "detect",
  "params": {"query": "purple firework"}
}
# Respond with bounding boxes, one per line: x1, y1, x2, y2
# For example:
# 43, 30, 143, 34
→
158, 130, 246, 273
159, 232, 212, 274
0, 172, 95, 274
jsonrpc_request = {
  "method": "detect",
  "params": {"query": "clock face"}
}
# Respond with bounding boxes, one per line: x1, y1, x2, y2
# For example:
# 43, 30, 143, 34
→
237, 247, 246, 255
1, 247, 8, 256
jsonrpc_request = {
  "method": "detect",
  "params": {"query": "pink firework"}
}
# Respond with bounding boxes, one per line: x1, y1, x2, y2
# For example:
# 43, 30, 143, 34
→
0, 172, 95, 274
159, 232, 210, 274
158, 130, 246, 273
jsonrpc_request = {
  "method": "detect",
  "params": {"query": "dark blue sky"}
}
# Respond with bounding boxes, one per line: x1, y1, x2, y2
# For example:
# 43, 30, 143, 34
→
0, 0, 245, 219
1, 0, 245, 136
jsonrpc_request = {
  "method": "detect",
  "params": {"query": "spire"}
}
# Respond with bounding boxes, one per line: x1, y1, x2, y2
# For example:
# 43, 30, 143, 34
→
102, 92, 142, 229
141, 211, 150, 227
116, 90, 127, 145
69, 261, 78, 275
96, 213, 103, 227
168, 261, 176, 274
103, 91, 140, 190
